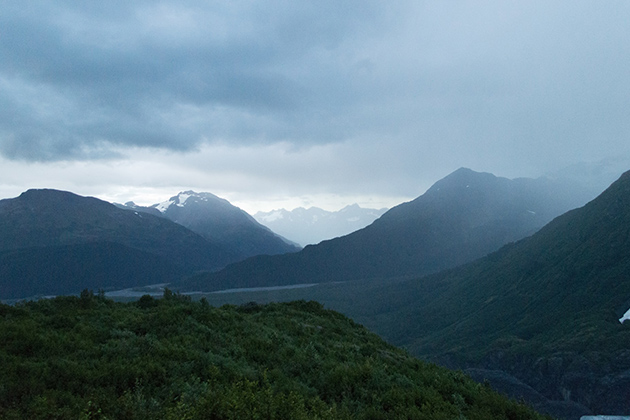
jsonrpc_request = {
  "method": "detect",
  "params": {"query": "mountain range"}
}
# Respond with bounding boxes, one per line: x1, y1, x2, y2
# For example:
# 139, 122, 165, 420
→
193, 169, 630, 419
178, 168, 594, 292
254, 204, 387, 246
0, 189, 298, 299
3, 166, 626, 418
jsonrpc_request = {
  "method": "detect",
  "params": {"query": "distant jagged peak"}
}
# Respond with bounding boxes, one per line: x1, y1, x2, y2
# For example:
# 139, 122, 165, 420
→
339, 203, 361, 212
253, 204, 389, 246
154, 198, 175, 213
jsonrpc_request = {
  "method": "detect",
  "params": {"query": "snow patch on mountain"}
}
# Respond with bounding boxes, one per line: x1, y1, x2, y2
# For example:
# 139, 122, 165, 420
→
156, 200, 175, 213
259, 211, 284, 223
176, 193, 192, 207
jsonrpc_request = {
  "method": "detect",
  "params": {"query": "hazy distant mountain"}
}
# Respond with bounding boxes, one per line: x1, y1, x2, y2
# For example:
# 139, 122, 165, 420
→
150, 191, 301, 260
178, 168, 593, 292
335, 169, 630, 418
0, 189, 235, 299
254, 204, 387, 246
546, 155, 630, 198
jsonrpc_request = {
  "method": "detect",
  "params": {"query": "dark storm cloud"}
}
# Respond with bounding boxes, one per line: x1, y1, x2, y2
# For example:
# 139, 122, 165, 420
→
1, 0, 630, 172
0, 0, 380, 160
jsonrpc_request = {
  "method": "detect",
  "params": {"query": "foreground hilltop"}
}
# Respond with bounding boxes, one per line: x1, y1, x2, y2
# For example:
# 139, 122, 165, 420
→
0, 295, 550, 419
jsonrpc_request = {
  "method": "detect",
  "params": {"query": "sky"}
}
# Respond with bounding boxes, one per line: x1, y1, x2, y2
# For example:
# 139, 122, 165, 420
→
1, 1, 630, 213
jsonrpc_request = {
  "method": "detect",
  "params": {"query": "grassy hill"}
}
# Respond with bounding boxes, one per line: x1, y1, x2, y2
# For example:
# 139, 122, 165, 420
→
0, 293, 550, 420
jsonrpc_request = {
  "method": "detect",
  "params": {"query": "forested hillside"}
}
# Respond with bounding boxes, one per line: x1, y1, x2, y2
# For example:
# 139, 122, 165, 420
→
0, 293, 550, 419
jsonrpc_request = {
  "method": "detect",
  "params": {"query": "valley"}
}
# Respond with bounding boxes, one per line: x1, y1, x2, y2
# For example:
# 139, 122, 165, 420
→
2, 167, 628, 419
4, 3, 630, 419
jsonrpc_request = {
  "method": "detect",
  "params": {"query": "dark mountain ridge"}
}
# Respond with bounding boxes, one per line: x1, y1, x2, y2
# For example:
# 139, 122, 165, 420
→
390, 169, 630, 357
178, 168, 593, 292
0, 189, 235, 299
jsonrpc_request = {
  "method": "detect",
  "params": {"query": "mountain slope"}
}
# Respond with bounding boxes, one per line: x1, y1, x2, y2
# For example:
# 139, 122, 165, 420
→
153, 191, 301, 259
179, 168, 592, 292
0, 295, 551, 419
0, 189, 235, 299
254, 204, 388, 246
0, 242, 182, 299
325, 169, 630, 417
385, 169, 630, 357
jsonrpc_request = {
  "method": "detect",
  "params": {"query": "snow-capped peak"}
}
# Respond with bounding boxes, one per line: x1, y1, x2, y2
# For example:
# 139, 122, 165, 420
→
154, 190, 227, 213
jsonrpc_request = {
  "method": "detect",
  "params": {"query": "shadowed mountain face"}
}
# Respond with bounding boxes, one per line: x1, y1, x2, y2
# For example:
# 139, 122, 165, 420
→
0, 242, 184, 299
0, 189, 235, 299
152, 191, 301, 260
319, 169, 630, 418
179, 168, 593, 292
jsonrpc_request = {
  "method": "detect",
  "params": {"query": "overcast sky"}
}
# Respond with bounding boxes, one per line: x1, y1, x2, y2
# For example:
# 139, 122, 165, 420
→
1, 1, 629, 213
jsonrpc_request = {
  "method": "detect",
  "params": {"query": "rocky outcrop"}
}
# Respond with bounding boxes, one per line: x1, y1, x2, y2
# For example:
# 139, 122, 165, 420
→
461, 350, 630, 420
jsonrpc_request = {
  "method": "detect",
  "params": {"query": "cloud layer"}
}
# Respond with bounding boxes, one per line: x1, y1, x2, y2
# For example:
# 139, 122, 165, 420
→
1, 1, 630, 209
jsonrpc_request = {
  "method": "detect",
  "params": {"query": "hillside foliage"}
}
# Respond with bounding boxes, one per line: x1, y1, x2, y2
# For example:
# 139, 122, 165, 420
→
0, 292, 550, 419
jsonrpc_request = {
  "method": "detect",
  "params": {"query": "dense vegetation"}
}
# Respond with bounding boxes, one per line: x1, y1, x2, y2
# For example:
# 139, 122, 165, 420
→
0, 292, 550, 419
